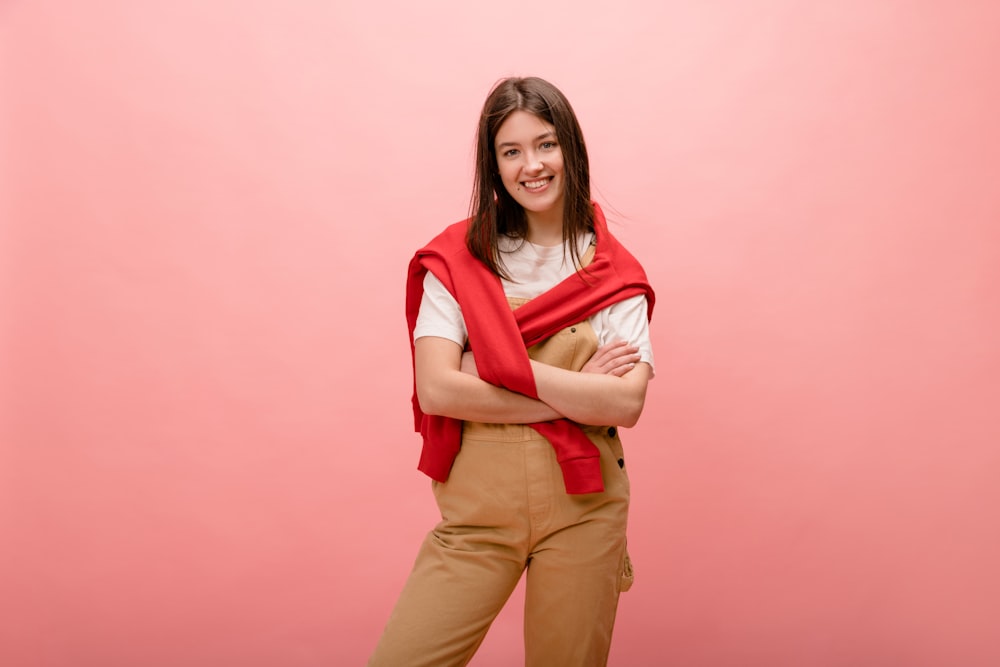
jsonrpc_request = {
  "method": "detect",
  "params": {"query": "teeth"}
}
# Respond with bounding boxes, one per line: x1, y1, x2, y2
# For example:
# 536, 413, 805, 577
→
524, 178, 549, 189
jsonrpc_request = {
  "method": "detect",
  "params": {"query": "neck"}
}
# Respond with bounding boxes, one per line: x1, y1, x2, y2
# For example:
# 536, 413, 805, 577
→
525, 208, 564, 246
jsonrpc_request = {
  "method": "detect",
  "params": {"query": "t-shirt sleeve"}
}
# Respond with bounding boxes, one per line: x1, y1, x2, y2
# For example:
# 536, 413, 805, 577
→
413, 271, 468, 347
589, 294, 656, 376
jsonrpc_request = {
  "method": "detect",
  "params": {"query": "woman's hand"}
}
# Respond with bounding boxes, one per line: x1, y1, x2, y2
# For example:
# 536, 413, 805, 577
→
581, 340, 641, 377
529, 339, 650, 427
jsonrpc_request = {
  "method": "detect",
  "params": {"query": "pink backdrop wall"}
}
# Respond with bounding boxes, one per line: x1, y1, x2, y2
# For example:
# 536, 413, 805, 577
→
3, 1, 999, 665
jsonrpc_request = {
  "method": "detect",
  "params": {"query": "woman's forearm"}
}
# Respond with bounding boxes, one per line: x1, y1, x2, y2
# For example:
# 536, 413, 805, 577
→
530, 360, 651, 427
415, 337, 650, 426
415, 336, 562, 423
418, 370, 563, 423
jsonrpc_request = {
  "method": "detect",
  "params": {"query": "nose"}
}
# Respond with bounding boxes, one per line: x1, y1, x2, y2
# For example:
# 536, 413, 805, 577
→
524, 153, 543, 173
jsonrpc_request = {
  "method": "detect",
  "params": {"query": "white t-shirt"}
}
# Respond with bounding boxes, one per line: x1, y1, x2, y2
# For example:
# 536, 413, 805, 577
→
414, 233, 655, 373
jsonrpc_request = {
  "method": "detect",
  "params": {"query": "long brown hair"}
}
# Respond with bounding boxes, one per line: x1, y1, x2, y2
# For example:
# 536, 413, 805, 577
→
466, 77, 594, 280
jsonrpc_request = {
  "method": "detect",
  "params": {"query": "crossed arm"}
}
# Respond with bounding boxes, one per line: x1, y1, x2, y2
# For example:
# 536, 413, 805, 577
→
414, 336, 651, 427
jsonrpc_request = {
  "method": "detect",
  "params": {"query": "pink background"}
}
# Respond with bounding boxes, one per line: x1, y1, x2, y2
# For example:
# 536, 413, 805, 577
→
3, 1, 999, 665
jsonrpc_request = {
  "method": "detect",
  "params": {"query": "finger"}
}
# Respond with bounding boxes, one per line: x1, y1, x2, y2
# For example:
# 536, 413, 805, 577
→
609, 362, 636, 377
607, 352, 641, 368
586, 344, 618, 364
605, 354, 641, 375
592, 342, 636, 366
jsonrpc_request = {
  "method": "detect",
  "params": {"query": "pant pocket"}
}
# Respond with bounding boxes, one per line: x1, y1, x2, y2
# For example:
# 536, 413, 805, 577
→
620, 542, 635, 592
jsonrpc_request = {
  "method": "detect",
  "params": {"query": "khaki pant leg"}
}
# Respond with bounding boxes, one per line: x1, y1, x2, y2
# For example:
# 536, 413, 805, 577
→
522, 427, 631, 667
368, 438, 531, 667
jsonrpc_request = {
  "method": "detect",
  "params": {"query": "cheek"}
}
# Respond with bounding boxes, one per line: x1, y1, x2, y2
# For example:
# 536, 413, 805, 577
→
499, 166, 519, 187
554, 153, 566, 174
494, 171, 515, 197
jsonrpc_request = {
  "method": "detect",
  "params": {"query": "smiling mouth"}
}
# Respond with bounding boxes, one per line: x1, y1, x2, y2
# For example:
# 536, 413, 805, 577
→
522, 177, 552, 191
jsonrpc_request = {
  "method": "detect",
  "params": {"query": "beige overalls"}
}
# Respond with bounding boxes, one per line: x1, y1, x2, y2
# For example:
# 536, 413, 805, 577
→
370, 277, 635, 667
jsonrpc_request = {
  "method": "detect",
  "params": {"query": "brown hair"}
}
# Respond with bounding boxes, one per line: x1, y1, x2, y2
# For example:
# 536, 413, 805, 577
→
466, 77, 594, 280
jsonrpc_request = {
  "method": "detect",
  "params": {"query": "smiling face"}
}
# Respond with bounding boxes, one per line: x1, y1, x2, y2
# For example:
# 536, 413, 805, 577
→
494, 110, 565, 235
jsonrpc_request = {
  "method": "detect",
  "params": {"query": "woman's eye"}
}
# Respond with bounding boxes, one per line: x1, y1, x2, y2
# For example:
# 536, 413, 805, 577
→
541, 142, 557, 150
503, 149, 519, 157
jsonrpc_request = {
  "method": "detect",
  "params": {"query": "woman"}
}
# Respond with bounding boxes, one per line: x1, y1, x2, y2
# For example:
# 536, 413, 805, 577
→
369, 76, 655, 666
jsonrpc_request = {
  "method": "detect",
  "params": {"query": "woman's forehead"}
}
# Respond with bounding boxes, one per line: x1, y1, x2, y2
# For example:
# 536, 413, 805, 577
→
495, 110, 556, 144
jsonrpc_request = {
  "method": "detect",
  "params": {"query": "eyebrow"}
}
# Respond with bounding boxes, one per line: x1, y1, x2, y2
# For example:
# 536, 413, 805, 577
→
496, 131, 556, 149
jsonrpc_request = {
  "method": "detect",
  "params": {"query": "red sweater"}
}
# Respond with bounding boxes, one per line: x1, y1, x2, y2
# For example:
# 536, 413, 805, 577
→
405, 203, 654, 494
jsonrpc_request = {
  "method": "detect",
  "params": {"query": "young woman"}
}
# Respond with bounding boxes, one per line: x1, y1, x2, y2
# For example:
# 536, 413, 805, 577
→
369, 76, 655, 667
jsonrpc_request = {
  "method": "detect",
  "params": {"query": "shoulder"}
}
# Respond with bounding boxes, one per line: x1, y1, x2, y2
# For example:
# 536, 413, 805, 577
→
419, 218, 471, 256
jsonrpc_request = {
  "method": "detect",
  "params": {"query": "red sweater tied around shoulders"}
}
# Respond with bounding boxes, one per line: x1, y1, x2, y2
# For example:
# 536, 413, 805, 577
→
405, 203, 654, 494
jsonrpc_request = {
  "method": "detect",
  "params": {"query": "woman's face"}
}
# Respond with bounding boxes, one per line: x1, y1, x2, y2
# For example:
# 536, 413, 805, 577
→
494, 110, 565, 227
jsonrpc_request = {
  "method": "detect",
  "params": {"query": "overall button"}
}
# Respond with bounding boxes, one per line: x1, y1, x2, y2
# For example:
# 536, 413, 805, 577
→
618, 458, 625, 469
570, 327, 577, 333
607, 427, 617, 438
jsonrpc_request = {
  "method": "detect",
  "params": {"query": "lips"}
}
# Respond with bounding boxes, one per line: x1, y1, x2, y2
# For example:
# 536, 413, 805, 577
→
522, 176, 553, 191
